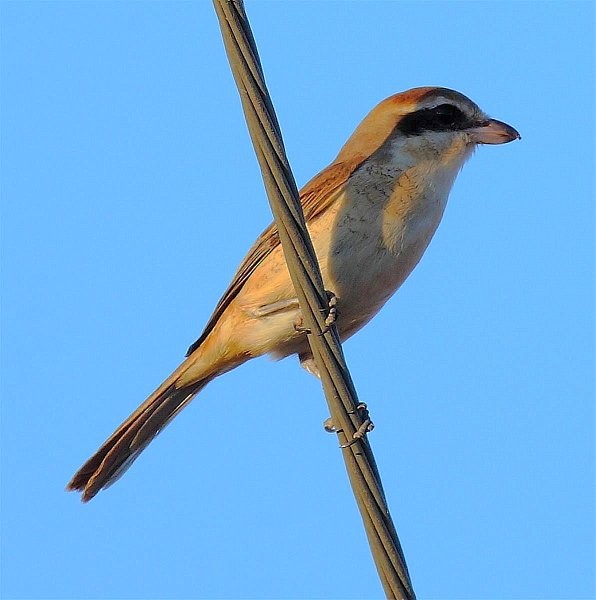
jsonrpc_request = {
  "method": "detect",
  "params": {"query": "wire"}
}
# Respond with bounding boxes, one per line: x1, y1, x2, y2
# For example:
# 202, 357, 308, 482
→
212, 2, 416, 598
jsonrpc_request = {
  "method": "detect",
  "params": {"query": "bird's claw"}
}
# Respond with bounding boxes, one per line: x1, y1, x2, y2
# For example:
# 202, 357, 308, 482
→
319, 291, 338, 334
293, 290, 338, 336
323, 403, 375, 447
293, 315, 310, 334
323, 417, 336, 432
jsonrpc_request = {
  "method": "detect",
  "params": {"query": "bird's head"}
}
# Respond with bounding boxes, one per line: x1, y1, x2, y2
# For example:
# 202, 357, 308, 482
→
336, 87, 520, 169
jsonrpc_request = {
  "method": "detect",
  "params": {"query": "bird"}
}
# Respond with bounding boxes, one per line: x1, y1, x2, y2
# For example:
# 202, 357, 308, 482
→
67, 86, 520, 502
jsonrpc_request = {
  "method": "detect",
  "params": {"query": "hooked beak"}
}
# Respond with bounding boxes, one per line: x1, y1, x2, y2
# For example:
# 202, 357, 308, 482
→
468, 118, 521, 145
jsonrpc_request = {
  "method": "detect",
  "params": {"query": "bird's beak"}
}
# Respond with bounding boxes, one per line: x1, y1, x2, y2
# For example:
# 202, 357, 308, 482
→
468, 118, 521, 145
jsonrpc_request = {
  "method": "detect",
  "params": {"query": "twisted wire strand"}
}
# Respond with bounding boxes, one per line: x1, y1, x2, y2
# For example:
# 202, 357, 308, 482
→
212, 2, 415, 597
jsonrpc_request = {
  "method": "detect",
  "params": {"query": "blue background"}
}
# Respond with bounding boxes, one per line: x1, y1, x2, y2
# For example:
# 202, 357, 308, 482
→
2, 1, 594, 598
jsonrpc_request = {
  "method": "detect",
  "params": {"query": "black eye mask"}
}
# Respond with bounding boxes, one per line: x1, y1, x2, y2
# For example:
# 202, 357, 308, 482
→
397, 103, 474, 136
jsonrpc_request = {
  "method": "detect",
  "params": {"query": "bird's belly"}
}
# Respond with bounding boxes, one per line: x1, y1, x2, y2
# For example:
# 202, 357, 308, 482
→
233, 182, 449, 358
320, 186, 448, 337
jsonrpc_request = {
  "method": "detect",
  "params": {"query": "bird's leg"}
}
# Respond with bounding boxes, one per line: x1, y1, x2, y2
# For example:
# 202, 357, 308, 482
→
299, 352, 374, 444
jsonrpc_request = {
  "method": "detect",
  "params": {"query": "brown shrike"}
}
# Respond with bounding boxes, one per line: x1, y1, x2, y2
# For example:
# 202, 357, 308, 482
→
68, 87, 520, 502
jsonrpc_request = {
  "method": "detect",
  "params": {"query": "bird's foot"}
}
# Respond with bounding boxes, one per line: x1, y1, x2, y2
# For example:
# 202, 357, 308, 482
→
293, 290, 338, 336
321, 290, 338, 331
293, 314, 310, 334
323, 402, 375, 447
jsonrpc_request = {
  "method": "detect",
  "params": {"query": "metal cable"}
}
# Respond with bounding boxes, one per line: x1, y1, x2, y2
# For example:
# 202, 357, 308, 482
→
212, 2, 416, 597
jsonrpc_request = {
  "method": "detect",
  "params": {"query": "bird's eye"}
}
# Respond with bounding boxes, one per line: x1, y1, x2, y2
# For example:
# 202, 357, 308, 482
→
396, 103, 469, 136
432, 104, 462, 128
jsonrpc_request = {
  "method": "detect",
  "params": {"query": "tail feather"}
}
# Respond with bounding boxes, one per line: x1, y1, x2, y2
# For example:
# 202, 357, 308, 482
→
67, 366, 210, 502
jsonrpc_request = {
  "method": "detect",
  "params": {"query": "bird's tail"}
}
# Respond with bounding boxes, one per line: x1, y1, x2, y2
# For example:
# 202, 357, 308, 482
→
67, 356, 214, 502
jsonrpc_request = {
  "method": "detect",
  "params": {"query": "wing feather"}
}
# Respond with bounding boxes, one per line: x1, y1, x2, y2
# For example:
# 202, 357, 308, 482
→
186, 159, 362, 356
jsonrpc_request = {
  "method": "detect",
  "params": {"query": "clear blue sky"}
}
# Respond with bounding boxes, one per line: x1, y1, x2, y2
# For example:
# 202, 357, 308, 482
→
2, 2, 594, 599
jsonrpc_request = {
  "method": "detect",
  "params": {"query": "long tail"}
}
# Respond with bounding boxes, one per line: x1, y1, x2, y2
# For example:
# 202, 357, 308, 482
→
67, 358, 213, 502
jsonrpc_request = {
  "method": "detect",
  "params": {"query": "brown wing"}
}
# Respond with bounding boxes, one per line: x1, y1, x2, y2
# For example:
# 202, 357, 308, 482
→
185, 159, 362, 356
